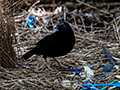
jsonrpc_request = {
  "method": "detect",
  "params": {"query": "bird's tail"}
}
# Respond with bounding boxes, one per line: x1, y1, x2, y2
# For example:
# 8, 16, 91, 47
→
23, 47, 37, 60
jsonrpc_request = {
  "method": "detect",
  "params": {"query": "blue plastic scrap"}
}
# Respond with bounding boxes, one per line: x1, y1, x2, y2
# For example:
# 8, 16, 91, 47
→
60, 11, 68, 13
42, 19, 50, 24
84, 13, 93, 18
70, 12, 74, 14
104, 72, 113, 75
70, 26, 73, 28
81, 86, 100, 90
17, 64, 20, 69
66, 17, 69, 19
103, 66, 113, 71
100, 80, 116, 90
102, 46, 116, 66
71, 67, 81, 76
95, 72, 113, 82
83, 82, 120, 87
71, 66, 94, 74
27, 16, 35, 29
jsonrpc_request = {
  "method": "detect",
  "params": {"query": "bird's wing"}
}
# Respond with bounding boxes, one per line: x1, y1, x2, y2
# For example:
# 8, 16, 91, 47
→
36, 32, 60, 48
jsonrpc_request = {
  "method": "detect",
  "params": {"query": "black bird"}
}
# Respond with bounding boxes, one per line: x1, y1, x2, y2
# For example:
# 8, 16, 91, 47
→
23, 22, 75, 69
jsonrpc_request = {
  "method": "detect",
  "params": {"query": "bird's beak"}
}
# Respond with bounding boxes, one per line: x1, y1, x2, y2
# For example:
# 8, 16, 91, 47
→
53, 25, 58, 29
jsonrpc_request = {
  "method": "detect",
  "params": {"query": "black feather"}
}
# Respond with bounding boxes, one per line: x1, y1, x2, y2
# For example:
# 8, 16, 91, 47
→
23, 22, 75, 59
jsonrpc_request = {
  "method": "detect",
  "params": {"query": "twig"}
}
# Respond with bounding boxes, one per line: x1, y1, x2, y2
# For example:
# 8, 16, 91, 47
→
76, 0, 110, 14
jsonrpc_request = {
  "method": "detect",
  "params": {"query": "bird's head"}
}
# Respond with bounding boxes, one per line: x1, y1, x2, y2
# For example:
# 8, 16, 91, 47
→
53, 22, 71, 32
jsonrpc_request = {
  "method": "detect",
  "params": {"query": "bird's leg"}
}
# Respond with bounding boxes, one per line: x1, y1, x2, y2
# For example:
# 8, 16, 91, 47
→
43, 58, 54, 71
53, 57, 61, 66
53, 57, 71, 69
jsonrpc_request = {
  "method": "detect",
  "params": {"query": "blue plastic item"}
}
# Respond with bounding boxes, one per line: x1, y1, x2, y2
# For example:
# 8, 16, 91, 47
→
81, 86, 100, 90
27, 16, 35, 29
70, 12, 73, 14
70, 26, 73, 28
95, 72, 113, 77
71, 66, 94, 72
70, 66, 94, 76
42, 19, 50, 24
83, 82, 120, 87
103, 66, 113, 71
60, 66, 94, 75
84, 13, 93, 18
60, 11, 68, 13
17, 64, 20, 69
102, 46, 116, 66
95, 72, 113, 82
100, 80, 116, 90
71, 67, 80, 75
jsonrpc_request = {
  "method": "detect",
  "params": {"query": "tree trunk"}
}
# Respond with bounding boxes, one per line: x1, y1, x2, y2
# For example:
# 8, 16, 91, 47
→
0, 1, 17, 68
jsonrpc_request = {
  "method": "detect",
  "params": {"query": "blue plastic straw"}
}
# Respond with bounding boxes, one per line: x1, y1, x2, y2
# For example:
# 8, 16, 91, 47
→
83, 82, 120, 87
100, 80, 116, 90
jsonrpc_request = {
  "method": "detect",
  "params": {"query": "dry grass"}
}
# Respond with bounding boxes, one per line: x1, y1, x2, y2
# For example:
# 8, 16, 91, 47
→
0, 0, 120, 90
